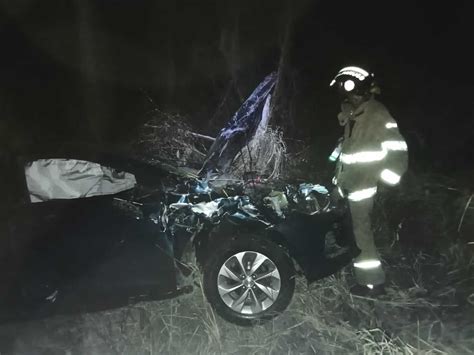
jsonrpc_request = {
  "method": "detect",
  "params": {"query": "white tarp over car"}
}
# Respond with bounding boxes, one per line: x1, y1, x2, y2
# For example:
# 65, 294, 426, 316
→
25, 159, 137, 203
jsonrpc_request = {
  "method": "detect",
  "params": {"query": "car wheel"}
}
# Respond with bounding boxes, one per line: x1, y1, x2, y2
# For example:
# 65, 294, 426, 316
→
203, 236, 295, 326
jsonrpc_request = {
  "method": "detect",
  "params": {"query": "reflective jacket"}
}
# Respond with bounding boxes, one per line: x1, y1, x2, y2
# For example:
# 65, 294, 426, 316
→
334, 98, 408, 200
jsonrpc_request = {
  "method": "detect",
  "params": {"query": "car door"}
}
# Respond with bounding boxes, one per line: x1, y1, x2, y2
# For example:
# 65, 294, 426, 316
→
74, 197, 177, 303
4, 196, 176, 321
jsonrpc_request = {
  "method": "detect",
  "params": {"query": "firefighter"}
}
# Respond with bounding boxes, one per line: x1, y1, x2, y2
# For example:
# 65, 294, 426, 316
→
329, 66, 408, 296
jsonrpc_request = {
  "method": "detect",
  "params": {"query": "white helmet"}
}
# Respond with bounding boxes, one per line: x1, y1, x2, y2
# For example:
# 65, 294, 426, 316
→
330, 66, 378, 95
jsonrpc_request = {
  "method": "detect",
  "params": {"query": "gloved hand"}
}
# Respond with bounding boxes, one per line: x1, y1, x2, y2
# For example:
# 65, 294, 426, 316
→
329, 137, 343, 162
338, 102, 353, 126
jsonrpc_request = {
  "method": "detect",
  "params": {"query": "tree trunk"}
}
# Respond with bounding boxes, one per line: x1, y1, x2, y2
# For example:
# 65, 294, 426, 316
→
270, 0, 310, 137
74, 0, 107, 143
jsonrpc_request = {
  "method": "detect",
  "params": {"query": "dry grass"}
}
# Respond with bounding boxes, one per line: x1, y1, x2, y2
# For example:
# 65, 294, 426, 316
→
230, 128, 287, 180
1, 243, 473, 355
1, 145, 473, 354
133, 110, 209, 170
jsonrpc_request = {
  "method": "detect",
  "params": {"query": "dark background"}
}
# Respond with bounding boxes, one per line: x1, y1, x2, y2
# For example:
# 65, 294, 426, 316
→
0, 0, 472, 177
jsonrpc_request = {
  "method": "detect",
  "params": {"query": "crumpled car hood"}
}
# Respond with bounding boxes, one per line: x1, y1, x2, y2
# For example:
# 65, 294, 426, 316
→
201, 72, 277, 174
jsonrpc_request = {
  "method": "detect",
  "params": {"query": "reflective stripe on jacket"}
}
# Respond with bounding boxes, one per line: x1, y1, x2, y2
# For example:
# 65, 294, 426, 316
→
335, 98, 408, 193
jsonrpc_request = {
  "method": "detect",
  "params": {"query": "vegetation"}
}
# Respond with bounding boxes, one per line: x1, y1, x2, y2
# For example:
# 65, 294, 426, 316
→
1, 233, 472, 354
0, 241, 474, 354
1, 128, 473, 354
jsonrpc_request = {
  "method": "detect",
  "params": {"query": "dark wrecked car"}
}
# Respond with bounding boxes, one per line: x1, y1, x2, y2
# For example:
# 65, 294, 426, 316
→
0, 73, 357, 326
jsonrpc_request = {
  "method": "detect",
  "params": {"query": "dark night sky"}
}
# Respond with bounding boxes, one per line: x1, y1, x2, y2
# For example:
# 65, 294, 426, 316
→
0, 0, 472, 174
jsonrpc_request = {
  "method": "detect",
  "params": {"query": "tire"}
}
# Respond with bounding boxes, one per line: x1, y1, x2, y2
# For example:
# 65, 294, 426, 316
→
203, 236, 295, 326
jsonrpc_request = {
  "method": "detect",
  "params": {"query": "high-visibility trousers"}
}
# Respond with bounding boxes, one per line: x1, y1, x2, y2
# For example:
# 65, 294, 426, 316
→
349, 196, 386, 286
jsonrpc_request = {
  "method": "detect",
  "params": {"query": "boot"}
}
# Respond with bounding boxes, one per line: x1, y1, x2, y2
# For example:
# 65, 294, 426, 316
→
350, 284, 386, 297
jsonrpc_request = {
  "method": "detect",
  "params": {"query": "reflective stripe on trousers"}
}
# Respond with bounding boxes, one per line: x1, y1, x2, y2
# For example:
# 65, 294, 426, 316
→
349, 195, 385, 286
348, 187, 377, 201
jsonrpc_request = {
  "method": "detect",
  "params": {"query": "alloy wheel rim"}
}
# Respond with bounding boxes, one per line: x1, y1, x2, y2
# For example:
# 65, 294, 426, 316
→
217, 251, 281, 315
